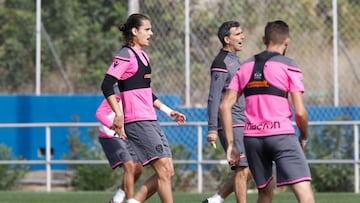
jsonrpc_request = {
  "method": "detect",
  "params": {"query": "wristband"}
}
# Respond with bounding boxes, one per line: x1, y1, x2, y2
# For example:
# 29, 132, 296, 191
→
160, 104, 173, 118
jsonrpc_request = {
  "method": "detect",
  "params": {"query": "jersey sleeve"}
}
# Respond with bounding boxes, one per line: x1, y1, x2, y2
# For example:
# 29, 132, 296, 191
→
95, 96, 121, 128
287, 60, 305, 93
207, 68, 228, 132
105, 48, 138, 80
228, 71, 243, 93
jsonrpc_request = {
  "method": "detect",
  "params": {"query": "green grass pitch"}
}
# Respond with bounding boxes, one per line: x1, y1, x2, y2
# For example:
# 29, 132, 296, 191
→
1, 191, 360, 203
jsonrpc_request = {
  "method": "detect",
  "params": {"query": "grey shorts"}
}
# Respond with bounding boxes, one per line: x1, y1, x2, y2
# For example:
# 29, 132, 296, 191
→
124, 121, 172, 166
244, 134, 312, 189
218, 126, 248, 167
99, 136, 138, 169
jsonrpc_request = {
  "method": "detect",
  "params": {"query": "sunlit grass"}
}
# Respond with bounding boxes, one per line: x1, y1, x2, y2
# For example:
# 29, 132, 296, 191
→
1, 191, 360, 203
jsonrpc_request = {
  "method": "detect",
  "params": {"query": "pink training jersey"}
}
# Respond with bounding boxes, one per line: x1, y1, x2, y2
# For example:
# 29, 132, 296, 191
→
105, 47, 157, 123
95, 96, 123, 138
228, 55, 305, 137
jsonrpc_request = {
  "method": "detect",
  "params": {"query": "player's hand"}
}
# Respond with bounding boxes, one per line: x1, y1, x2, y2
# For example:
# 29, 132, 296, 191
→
226, 143, 243, 168
170, 111, 186, 125
207, 131, 218, 148
117, 127, 127, 140
111, 115, 127, 139
299, 138, 307, 150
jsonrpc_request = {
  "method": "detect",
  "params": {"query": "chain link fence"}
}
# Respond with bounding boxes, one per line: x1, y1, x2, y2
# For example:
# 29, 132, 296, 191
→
139, 1, 360, 192
140, 0, 360, 107
2, 0, 359, 107
1, 0, 360, 193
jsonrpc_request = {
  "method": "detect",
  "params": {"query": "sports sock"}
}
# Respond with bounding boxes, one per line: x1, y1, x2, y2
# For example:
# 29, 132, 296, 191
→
126, 198, 140, 203
113, 189, 125, 203
210, 193, 224, 203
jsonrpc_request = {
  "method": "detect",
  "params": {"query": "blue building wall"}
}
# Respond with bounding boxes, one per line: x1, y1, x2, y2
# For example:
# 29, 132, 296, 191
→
0, 95, 359, 170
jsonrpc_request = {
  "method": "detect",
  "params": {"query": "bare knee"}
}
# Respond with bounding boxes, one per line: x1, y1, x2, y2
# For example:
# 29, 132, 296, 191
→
123, 161, 137, 174
291, 181, 315, 203
134, 163, 144, 177
153, 158, 174, 179
235, 166, 251, 180
158, 163, 174, 179
258, 182, 275, 200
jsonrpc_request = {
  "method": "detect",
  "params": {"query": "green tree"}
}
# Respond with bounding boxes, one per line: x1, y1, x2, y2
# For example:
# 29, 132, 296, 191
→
307, 117, 355, 192
0, 1, 36, 91
0, 144, 28, 190
64, 123, 120, 191
0, 0, 127, 93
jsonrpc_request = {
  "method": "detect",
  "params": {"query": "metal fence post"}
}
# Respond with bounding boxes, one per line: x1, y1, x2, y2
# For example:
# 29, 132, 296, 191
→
45, 126, 51, 192
354, 124, 359, 193
197, 124, 203, 193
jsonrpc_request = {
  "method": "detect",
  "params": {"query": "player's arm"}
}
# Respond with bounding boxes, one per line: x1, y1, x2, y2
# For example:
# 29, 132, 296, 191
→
101, 74, 124, 135
291, 91, 308, 149
95, 99, 114, 128
207, 70, 228, 146
220, 89, 241, 166
219, 89, 240, 145
101, 74, 123, 117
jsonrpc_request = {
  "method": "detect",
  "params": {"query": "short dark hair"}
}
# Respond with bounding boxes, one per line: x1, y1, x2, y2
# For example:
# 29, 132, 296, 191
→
118, 13, 150, 46
217, 21, 241, 46
264, 20, 289, 46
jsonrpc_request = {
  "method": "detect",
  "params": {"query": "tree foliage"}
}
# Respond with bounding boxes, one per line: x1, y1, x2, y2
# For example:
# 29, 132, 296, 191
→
0, 0, 127, 93
0, 144, 28, 190
0, 0, 359, 104
307, 116, 355, 192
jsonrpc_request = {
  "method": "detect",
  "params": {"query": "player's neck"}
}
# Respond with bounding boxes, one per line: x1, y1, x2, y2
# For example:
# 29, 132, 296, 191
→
266, 45, 284, 55
222, 47, 237, 54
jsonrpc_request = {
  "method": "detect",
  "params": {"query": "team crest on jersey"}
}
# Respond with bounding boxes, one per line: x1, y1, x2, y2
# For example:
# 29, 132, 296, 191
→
254, 72, 262, 80
113, 60, 119, 68
113, 57, 130, 68
155, 144, 163, 153
119, 152, 125, 160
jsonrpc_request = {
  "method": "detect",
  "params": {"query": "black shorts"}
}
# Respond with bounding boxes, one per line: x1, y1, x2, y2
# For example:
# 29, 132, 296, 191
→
244, 134, 312, 188
99, 136, 138, 169
124, 121, 172, 166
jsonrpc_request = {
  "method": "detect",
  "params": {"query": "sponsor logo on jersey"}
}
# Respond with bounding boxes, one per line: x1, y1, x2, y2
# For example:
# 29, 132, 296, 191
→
245, 120, 280, 131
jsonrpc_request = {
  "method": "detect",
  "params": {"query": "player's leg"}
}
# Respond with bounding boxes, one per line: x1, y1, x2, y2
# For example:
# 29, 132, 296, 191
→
233, 126, 250, 203
243, 136, 274, 203
271, 134, 314, 203
202, 129, 235, 203
257, 181, 275, 203
113, 161, 143, 202
99, 136, 134, 203
291, 181, 315, 203
216, 176, 234, 199
202, 176, 233, 203
122, 161, 141, 199
125, 121, 174, 203
133, 162, 144, 183
234, 166, 250, 203
151, 157, 174, 203
122, 139, 144, 201
134, 174, 157, 202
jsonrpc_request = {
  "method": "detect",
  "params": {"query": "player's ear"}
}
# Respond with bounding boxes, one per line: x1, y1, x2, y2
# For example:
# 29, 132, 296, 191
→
284, 38, 290, 47
224, 36, 230, 44
131, 27, 138, 36
262, 36, 266, 44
